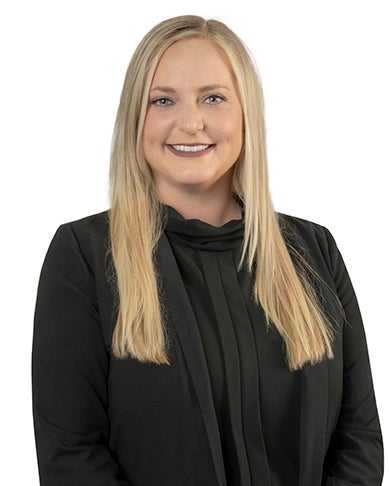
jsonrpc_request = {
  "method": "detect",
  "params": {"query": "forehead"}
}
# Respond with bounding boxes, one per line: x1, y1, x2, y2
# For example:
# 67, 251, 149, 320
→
151, 38, 235, 87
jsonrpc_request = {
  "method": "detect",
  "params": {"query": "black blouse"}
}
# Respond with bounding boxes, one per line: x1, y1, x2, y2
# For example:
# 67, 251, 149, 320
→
164, 206, 301, 486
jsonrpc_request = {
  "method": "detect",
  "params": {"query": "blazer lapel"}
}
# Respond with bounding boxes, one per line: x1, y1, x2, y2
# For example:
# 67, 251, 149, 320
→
157, 234, 226, 486
299, 360, 329, 486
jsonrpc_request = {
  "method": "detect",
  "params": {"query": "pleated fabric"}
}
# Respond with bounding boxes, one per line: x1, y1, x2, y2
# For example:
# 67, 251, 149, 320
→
164, 206, 301, 486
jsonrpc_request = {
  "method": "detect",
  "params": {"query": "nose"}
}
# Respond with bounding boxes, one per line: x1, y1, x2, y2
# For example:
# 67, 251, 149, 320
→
177, 103, 204, 134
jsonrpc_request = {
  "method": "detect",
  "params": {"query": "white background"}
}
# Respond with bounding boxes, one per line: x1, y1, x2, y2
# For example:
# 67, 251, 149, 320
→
1, 0, 388, 483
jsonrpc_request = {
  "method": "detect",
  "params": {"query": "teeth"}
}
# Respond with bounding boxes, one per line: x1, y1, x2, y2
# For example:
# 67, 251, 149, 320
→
171, 144, 210, 152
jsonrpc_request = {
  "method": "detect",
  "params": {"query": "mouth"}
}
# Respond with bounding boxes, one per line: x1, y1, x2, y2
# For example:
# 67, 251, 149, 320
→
167, 143, 215, 157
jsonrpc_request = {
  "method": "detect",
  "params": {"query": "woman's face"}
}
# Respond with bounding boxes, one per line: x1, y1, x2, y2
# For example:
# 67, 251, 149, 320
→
142, 38, 243, 199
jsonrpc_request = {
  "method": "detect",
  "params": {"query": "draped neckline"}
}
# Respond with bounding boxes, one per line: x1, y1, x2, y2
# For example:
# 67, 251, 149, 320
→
164, 205, 244, 252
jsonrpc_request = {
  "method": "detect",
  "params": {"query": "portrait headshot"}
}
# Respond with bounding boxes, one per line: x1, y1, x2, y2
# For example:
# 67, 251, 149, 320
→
1, 1, 388, 485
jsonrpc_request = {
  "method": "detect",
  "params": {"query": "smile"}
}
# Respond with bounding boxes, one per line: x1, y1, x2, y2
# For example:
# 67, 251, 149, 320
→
171, 144, 212, 152
167, 144, 215, 158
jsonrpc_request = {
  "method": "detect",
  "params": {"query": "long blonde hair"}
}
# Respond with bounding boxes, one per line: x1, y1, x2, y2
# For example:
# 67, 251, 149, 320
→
109, 15, 334, 370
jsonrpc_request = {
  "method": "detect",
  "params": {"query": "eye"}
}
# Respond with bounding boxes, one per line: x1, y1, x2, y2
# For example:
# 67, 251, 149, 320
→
204, 94, 226, 105
151, 97, 173, 107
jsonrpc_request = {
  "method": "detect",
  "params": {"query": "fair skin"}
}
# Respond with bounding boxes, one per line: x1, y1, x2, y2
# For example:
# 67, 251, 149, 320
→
142, 38, 243, 227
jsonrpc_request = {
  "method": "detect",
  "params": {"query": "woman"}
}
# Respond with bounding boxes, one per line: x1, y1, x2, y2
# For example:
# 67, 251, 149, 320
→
32, 15, 383, 486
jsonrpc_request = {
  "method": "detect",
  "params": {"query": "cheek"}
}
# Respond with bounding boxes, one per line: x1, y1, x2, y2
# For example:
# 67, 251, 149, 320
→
143, 114, 157, 146
212, 107, 242, 134
143, 112, 172, 145
143, 116, 165, 164
217, 113, 243, 151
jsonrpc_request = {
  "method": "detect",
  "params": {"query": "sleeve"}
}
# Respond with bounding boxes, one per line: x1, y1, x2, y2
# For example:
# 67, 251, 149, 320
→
321, 228, 384, 485
32, 224, 133, 486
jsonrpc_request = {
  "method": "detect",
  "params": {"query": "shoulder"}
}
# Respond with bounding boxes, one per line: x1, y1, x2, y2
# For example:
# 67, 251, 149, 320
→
278, 211, 332, 243
55, 210, 110, 243
45, 210, 111, 274
61, 210, 110, 241
277, 212, 340, 279
278, 212, 331, 243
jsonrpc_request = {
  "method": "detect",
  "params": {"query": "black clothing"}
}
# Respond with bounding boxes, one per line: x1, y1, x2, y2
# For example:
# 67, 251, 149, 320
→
32, 209, 383, 485
165, 207, 300, 485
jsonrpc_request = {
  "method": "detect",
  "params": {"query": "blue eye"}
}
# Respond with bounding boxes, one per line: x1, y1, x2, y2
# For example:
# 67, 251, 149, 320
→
151, 98, 173, 107
205, 94, 226, 104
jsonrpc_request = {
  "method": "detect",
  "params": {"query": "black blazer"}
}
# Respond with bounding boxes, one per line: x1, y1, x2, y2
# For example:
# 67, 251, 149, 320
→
32, 211, 383, 486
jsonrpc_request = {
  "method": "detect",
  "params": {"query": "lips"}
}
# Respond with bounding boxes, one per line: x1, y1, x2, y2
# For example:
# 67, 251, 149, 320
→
167, 143, 215, 157
171, 144, 211, 152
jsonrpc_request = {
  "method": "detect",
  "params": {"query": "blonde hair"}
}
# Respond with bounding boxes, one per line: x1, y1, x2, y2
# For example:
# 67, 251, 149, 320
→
109, 15, 334, 370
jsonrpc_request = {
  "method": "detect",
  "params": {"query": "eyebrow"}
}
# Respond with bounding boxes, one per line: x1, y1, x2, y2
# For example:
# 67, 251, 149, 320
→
150, 84, 230, 93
